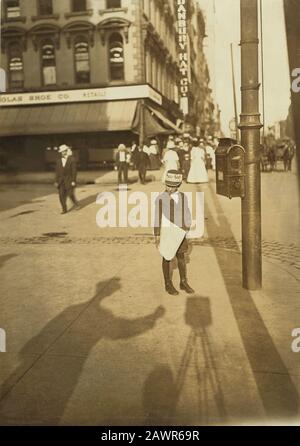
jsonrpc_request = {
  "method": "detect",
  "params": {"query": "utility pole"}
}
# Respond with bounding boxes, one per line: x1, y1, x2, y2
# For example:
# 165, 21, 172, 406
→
139, 0, 146, 149
231, 43, 239, 142
284, 0, 300, 194
239, 0, 263, 289
139, 100, 145, 149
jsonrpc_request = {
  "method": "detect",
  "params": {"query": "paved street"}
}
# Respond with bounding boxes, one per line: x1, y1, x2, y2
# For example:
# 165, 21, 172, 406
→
0, 167, 299, 426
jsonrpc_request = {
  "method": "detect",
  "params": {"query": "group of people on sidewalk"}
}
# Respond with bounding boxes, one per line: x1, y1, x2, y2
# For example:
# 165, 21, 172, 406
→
115, 133, 218, 186
162, 134, 216, 185
115, 139, 161, 185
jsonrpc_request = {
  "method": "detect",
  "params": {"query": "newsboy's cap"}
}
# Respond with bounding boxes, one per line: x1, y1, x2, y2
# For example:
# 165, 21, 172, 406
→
165, 170, 183, 187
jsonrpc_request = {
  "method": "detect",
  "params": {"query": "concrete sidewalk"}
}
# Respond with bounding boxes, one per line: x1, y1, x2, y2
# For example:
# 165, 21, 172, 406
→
0, 171, 299, 425
0, 169, 117, 185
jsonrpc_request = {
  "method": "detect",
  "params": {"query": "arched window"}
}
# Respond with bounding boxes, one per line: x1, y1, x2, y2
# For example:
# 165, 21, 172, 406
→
8, 42, 24, 90
109, 33, 124, 81
38, 0, 53, 16
74, 36, 90, 84
41, 39, 56, 86
106, 0, 121, 8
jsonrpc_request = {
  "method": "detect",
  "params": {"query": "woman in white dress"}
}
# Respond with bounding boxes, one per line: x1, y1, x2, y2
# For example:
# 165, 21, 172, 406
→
187, 138, 208, 184
162, 141, 179, 184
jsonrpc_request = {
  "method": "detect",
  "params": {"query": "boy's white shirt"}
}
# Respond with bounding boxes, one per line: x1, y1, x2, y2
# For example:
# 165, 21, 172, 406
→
158, 191, 185, 261
170, 191, 180, 204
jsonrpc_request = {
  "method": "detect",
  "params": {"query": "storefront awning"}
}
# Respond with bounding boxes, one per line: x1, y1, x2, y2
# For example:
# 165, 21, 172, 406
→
0, 100, 139, 137
147, 105, 183, 134
0, 99, 183, 138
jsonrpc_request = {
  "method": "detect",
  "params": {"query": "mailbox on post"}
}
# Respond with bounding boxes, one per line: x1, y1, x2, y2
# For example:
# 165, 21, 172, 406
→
215, 138, 246, 199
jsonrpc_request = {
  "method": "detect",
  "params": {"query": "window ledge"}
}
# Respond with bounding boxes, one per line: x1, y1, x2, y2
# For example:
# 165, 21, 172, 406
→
31, 14, 60, 21
3, 16, 27, 23
65, 10, 93, 18
108, 80, 126, 86
99, 8, 128, 15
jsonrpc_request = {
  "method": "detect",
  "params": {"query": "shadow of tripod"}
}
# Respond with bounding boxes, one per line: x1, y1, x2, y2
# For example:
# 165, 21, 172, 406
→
175, 296, 227, 424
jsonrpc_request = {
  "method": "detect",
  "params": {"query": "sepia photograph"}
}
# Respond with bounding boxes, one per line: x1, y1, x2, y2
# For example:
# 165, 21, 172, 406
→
0, 0, 299, 430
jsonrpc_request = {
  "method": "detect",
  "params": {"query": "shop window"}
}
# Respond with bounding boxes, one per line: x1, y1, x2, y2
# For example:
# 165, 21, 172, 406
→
72, 0, 87, 12
38, 0, 53, 16
41, 40, 56, 86
74, 36, 90, 84
109, 33, 124, 81
8, 41, 24, 90
106, 0, 121, 8
5, 0, 21, 18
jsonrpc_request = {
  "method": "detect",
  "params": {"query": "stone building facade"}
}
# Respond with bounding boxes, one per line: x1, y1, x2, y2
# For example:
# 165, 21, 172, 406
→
0, 0, 217, 169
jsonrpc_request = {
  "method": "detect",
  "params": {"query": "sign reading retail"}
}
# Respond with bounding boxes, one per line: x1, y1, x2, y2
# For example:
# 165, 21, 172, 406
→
0, 85, 162, 107
177, 0, 190, 115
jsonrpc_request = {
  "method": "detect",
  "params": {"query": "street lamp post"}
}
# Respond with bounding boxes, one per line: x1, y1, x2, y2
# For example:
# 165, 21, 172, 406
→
239, 0, 263, 289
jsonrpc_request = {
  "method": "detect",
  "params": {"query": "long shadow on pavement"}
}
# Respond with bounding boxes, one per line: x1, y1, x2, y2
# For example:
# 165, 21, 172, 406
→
205, 183, 299, 420
0, 277, 165, 425
143, 296, 226, 426
0, 254, 18, 269
76, 193, 99, 211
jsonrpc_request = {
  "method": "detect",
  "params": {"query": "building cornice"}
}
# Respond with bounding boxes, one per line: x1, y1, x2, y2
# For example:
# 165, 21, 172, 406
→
64, 10, 93, 19
31, 14, 60, 22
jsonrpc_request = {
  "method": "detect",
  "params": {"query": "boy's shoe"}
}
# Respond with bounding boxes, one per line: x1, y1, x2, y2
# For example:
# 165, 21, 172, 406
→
165, 282, 179, 295
180, 281, 195, 294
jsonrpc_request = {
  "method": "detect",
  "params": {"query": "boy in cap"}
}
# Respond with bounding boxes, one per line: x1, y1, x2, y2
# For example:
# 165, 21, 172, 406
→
154, 170, 194, 295
54, 144, 80, 214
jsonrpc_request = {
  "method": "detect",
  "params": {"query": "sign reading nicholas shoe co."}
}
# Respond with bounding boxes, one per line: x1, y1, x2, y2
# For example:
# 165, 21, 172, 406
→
0, 84, 162, 107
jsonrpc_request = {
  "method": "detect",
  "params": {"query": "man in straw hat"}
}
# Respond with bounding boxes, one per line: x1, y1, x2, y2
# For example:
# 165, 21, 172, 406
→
54, 144, 80, 214
154, 170, 195, 295
115, 143, 130, 184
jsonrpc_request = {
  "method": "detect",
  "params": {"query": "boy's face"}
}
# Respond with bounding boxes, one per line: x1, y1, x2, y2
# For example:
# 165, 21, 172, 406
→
166, 185, 178, 195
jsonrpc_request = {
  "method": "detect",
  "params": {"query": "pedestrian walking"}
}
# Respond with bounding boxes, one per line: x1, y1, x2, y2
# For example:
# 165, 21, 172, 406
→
176, 137, 185, 173
288, 143, 295, 171
130, 141, 139, 170
136, 146, 150, 184
115, 144, 130, 184
283, 142, 295, 171
205, 137, 216, 171
283, 145, 290, 171
181, 136, 191, 181
54, 144, 80, 214
162, 141, 179, 184
187, 138, 208, 184
154, 170, 195, 296
148, 139, 161, 170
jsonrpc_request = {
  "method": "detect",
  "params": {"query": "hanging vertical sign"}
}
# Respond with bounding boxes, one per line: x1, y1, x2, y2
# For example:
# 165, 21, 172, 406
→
177, 0, 189, 115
